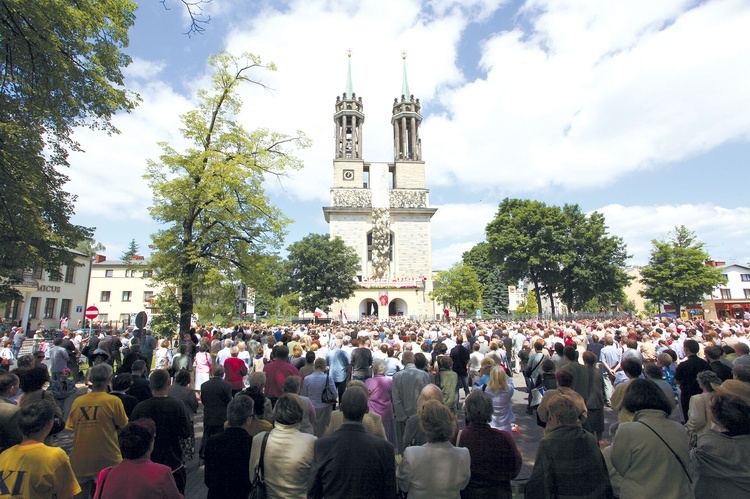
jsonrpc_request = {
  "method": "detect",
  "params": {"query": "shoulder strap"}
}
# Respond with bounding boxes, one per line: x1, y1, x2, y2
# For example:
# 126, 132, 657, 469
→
637, 421, 692, 484
94, 466, 113, 499
456, 429, 462, 447
482, 384, 487, 392
258, 430, 271, 479
528, 355, 544, 374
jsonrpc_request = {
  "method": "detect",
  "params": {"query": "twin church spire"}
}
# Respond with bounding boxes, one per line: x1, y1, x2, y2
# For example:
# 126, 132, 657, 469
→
333, 51, 422, 161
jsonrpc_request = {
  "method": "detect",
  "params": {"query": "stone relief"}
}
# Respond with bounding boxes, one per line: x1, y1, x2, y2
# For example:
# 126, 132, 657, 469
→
390, 190, 427, 208
371, 207, 391, 279
332, 189, 372, 207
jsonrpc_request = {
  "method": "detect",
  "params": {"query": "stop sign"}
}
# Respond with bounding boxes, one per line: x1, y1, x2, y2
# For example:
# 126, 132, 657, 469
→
84, 306, 99, 320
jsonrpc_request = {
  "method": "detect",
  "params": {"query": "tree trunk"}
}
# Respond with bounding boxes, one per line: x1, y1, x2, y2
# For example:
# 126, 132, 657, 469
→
179, 281, 193, 336
547, 288, 557, 316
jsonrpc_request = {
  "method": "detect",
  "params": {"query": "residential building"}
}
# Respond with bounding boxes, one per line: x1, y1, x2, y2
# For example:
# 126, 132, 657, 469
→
87, 255, 165, 329
703, 263, 750, 321
2, 250, 92, 333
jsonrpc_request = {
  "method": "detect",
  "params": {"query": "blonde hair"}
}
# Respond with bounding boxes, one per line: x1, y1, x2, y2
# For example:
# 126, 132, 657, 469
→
237, 341, 246, 352
480, 357, 496, 369
487, 365, 509, 392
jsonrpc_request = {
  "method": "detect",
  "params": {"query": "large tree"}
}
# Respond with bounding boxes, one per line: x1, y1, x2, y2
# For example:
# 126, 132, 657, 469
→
486, 198, 631, 315
145, 53, 308, 334
557, 205, 631, 312
462, 242, 509, 315
282, 234, 360, 314
0, 1, 138, 301
486, 198, 564, 315
639, 226, 725, 314
430, 263, 482, 316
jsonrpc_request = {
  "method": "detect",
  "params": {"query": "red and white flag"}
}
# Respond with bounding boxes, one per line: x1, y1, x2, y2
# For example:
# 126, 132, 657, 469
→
340, 309, 348, 324
314, 307, 324, 318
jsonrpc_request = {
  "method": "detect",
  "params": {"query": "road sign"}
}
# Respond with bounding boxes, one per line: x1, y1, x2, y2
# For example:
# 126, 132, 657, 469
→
84, 306, 99, 320
135, 311, 148, 329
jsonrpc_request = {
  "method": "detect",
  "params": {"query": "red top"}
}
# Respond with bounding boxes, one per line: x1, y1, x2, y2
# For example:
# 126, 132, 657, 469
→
263, 359, 301, 399
223, 357, 248, 391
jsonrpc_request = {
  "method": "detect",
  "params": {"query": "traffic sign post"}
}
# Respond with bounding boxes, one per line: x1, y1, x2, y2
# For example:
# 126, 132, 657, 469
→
85, 306, 99, 335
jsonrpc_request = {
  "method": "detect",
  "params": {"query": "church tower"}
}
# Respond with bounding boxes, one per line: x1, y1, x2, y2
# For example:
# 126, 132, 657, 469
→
324, 53, 436, 321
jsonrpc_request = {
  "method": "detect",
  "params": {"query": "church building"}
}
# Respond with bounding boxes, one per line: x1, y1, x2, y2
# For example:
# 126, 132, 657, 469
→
323, 53, 437, 321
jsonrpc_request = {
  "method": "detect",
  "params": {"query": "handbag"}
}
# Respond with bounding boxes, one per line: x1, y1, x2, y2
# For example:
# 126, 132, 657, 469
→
321, 369, 337, 404
530, 386, 544, 407
50, 415, 65, 435
250, 431, 271, 499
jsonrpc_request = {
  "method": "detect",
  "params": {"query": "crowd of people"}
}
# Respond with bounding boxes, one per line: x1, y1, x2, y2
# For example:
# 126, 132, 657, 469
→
0, 314, 749, 498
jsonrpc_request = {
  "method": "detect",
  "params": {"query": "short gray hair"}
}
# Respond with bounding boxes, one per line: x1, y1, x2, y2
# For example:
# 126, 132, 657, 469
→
89, 363, 113, 386
372, 359, 386, 375
227, 396, 254, 427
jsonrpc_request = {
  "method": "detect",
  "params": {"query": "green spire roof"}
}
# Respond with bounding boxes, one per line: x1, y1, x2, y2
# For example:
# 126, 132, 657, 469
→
345, 49, 353, 98
401, 51, 410, 98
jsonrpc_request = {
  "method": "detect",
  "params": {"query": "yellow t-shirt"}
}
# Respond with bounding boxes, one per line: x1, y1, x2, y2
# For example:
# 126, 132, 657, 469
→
66, 391, 128, 478
0, 442, 81, 498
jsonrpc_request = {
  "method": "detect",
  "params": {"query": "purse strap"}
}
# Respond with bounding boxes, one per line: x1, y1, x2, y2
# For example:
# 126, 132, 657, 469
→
637, 421, 692, 484
257, 430, 271, 480
93, 466, 113, 499
456, 429, 462, 447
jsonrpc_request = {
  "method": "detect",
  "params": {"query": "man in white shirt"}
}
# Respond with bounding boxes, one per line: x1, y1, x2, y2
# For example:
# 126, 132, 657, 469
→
215, 339, 233, 366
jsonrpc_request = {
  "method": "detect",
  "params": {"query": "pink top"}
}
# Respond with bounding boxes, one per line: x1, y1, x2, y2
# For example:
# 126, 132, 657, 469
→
365, 374, 395, 420
194, 351, 212, 373
94, 458, 182, 499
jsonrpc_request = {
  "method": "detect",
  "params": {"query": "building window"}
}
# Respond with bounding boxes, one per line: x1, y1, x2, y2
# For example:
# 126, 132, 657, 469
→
33, 268, 43, 279
44, 298, 56, 319
60, 299, 71, 319
101, 291, 111, 302
64, 266, 75, 283
742, 274, 750, 282
105, 270, 114, 277
721, 274, 729, 281
99, 313, 108, 323
122, 291, 132, 302
720, 289, 732, 299
119, 313, 131, 325
744, 289, 750, 299
143, 270, 153, 278
48, 268, 63, 281
29, 297, 39, 318
143, 291, 154, 302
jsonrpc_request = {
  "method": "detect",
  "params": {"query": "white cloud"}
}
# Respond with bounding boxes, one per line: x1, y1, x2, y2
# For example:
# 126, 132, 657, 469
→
123, 58, 166, 80
426, 202, 750, 271
426, 0, 750, 195
59, 0, 750, 271
597, 203, 750, 266
65, 78, 194, 227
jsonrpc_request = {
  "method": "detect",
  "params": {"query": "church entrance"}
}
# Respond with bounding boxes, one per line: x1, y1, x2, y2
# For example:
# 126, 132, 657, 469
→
388, 298, 407, 317
360, 299, 379, 320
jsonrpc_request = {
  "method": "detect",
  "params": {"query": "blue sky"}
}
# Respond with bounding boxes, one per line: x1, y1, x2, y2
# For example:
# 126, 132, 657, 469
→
65, 0, 750, 270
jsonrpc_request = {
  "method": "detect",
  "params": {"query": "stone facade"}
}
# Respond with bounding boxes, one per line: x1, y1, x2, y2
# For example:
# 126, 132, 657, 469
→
322, 57, 437, 320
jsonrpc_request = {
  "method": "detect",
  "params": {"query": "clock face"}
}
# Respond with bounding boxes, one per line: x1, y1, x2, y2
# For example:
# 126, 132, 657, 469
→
343, 169, 355, 181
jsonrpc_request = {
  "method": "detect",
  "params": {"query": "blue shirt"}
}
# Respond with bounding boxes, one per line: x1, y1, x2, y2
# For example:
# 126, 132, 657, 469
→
326, 348, 350, 383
